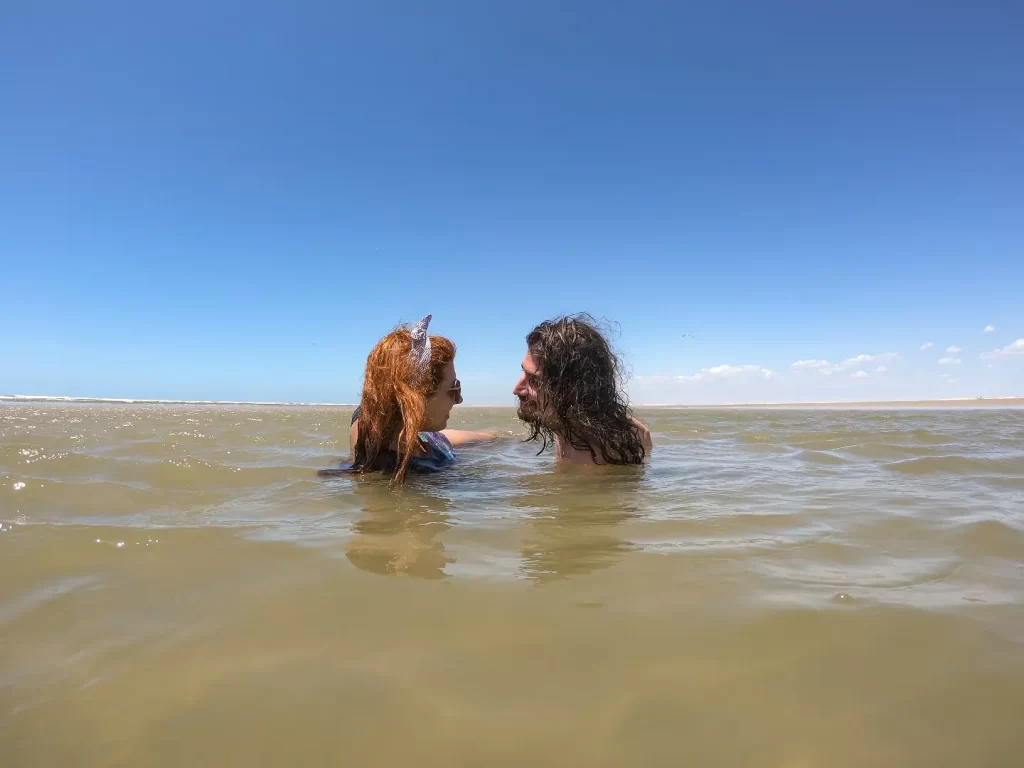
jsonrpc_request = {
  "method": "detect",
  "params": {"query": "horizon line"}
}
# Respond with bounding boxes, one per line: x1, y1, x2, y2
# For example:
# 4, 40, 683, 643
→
3, 394, 1023, 409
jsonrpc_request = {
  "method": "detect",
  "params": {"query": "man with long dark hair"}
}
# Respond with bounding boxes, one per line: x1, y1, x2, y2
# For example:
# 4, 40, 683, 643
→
513, 314, 652, 464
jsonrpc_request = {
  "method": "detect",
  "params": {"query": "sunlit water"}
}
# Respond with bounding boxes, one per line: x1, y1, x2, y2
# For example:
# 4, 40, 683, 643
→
2, 403, 1023, 766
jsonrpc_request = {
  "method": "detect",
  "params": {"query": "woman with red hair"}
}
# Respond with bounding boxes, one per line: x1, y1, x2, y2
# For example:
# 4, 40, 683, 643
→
320, 315, 494, 485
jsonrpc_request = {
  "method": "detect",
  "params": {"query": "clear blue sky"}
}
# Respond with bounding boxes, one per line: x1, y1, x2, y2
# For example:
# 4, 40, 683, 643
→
2, 1, 1022, 404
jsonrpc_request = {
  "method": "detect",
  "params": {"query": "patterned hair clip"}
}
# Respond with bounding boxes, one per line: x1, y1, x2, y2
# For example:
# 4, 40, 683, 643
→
409, 314, 432, 371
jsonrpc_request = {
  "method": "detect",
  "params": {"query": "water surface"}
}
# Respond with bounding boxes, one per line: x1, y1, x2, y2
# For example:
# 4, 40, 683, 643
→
2, 404, 1023, 766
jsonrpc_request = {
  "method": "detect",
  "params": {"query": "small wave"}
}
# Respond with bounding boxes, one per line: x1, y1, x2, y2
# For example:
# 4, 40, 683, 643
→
952, 519, 1024, 560
843, 442, 947, 460
795, 449, 849, 466
884, 455, 1024, 476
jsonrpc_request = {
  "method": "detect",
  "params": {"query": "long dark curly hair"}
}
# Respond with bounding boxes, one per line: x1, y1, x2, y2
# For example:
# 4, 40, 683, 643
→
519, 314, 646, 464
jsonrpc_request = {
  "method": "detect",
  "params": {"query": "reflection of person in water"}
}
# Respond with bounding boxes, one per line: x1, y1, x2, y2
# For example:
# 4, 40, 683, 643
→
514, 466, 643, 582
344, 479, 454, 580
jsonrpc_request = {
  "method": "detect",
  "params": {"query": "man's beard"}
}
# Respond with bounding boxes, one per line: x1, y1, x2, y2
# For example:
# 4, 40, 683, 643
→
516, 396, 543, 425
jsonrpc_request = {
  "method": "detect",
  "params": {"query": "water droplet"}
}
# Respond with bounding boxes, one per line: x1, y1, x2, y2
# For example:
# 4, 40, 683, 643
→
12, 482, 25, 491
95, 538, 101, 543
832, 593, 855, 605
116, 541, 125, 548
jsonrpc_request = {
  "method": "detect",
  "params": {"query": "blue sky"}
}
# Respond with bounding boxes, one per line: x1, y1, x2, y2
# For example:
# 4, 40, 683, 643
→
2, 1, 1022, 404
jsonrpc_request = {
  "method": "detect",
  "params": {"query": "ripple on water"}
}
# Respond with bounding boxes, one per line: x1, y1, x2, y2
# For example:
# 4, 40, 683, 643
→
884, 455, 1024, 476
795, 449, 850, 466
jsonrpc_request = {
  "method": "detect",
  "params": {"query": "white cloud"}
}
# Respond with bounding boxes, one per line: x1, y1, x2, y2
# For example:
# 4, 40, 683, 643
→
676, 364, 775, 383
842, 352, 897, 367
946, 346, 962, 354
792, 359, 832, 372
920, 342, 934, 351
852, 370, 869, 379
938, 357, 961, 365
875, 366, 887, 373
791, 352, 897, 376
984, 325, 995, 333
982, 339, 1024, 359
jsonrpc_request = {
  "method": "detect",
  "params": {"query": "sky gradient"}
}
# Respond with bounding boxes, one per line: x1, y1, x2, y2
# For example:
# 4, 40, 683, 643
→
2, 1, 1022, 404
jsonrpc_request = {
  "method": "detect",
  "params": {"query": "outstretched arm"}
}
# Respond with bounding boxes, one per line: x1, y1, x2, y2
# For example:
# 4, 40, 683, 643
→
441, 429, 499, 447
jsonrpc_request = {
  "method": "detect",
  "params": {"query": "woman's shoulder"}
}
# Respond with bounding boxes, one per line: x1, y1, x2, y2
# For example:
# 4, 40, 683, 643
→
419, 430, 455, 454
411, 431, 456, 470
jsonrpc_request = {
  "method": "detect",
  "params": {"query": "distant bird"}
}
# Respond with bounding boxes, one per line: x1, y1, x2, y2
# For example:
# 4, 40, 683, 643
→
681, 333, 696, 340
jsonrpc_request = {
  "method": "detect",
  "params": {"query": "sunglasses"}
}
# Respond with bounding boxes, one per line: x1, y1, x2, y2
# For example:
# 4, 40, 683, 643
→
449, 378, 462, 397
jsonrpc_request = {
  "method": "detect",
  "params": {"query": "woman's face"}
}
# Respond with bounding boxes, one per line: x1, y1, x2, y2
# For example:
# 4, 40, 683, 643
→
423, 359, 463, 431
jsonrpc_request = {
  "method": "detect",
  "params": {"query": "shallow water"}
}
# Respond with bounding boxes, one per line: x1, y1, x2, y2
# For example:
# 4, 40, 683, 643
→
2, 403, 1023, 766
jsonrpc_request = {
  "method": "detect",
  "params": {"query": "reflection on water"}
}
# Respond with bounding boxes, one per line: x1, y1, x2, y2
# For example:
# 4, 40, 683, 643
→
515, 467, 642, 581
344, 479, 454, 579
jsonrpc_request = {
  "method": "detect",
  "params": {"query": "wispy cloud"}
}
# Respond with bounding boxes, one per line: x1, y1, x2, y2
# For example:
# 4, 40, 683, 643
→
938, 357, 961, 365
677, 364, 775, 382
842, 353, 896, 367
984, 325, 995, 333
791, 352, 897, 376
791, 359, 832, 372
852, 370, 869, 379
946, 345, 962, 354
920, 342, 934, 351
981, 339, 1024, 359
875, 366, 887, 373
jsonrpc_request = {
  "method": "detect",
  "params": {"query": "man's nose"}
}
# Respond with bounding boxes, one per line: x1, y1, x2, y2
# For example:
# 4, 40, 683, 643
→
513, 374, 526, 396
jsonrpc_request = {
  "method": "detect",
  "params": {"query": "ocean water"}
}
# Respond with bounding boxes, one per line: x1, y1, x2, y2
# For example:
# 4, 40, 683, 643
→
2, 403, 1023, 766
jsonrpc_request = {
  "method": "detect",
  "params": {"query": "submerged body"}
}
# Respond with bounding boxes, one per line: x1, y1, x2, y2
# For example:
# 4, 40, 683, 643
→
318, 406, 462, 476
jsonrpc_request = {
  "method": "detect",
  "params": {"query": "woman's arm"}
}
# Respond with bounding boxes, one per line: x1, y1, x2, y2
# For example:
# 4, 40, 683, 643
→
441, 429, 499, 447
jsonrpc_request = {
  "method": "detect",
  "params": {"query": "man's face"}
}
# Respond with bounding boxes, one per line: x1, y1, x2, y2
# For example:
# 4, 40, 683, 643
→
513, 350, 544, 423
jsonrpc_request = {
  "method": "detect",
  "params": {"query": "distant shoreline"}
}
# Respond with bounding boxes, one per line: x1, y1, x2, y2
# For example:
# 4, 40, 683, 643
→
652, 398, 1024, 409
0, 395, 356, 407
3, 394, 1022, 409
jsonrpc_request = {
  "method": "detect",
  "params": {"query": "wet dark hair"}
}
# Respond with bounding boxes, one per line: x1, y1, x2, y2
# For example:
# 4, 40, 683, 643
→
521, 314, 646, 465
